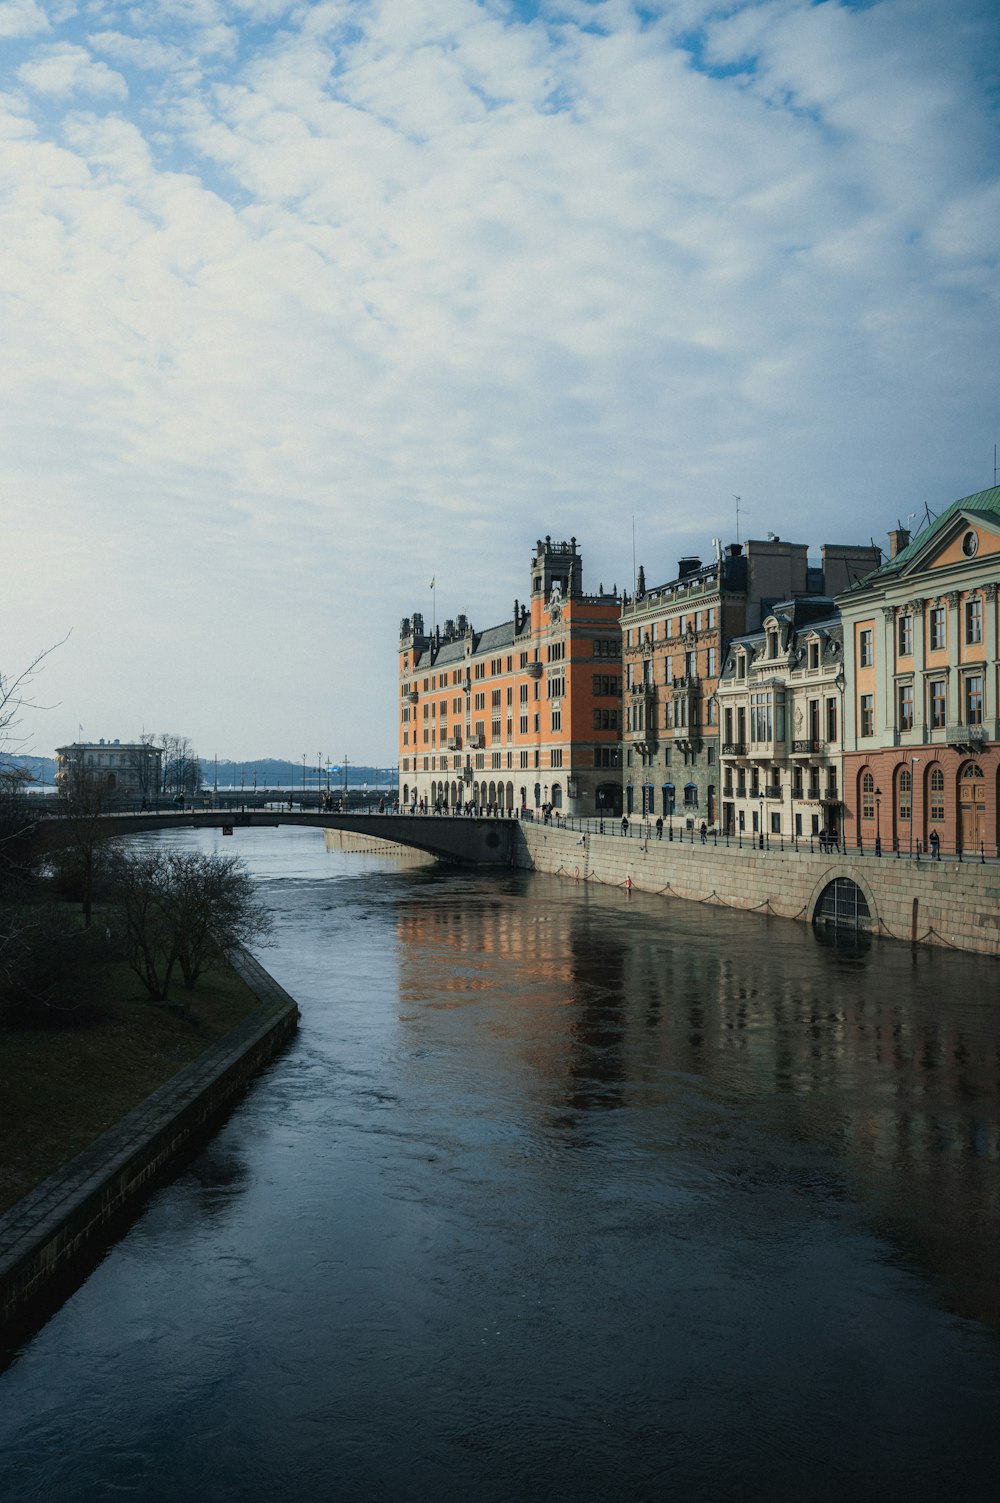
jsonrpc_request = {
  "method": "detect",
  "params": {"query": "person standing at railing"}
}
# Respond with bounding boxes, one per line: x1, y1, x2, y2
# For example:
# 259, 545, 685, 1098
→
929, 828, 940, 861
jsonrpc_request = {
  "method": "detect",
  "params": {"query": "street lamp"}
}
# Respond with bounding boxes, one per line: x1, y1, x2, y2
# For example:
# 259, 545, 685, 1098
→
875, 786, 882, 856
758, 798, 764, 850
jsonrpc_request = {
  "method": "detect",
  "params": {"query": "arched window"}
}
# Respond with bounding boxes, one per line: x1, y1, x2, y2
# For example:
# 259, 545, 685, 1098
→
897, 767, 911, 821
861, 770, 875, 819
929, 766, 945, 821
551, 782, 563, 808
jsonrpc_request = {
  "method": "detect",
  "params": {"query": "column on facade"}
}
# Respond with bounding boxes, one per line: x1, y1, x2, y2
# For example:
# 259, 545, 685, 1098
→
947, 591, 962, 727
911, 598, 927, 735
984, 583, 998, 727
878, 605, 895, 741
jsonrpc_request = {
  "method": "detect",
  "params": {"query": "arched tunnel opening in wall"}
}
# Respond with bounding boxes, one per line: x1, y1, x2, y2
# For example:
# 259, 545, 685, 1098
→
812, 877, 872, 936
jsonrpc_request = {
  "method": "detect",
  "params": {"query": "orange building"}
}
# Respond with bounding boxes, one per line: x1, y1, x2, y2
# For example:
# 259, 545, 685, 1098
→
838, 486, 1000, 857
398, 538, 623, 816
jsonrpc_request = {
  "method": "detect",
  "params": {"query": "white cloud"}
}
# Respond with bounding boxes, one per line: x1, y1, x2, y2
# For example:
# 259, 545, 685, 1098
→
2, 0, 999, 759
0, 0, 51, 39
18, 41, 128, 96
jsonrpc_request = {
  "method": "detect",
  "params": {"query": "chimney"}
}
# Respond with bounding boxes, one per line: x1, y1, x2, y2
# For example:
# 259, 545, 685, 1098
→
887, 528, 910, 559
677, 556, 702, 579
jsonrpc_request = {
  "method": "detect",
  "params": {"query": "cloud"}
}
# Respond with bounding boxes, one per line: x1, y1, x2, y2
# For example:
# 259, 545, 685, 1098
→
1, 0, 999, 759
18, 41, 128, 97
0, 0, 52, 40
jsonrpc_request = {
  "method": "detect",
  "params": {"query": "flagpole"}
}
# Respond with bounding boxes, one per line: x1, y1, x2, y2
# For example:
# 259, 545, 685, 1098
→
430, 577, 437, 635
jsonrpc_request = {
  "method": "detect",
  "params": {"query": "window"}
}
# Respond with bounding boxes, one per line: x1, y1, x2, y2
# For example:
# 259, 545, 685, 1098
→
593, 707, 620, 730
551, 708, 562, 732
592, 675, 620, 696
897, 614, 913, 656
771, 812, 781, 835
897, 682, 914, 732
966, 596, 983, 645
898, 768, 911, 821
858, 628, 874, 667
859, 694, 874, 737
520, 750, 529, 768
929, 767, 945, 821
684, 783, 698, 808
965, 674, 984, 725
808, 642, 820, 670
707, 647, 717, 678
929, 679, 946, 728
929, 605, 946, 651
551, 749, 563, 768
862, 771, 875, 819
826, 697, 838, 743
749, 691, 785, 743
519, 715, 528, 735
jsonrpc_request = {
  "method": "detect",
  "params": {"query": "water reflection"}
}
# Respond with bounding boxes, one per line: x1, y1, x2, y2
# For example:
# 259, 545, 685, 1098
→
395, 874, 1000, 1325
1, 830, 998, 1503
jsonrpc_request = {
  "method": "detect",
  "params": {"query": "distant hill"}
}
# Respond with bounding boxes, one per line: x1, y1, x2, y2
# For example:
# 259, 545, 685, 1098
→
0, 754, 57, 785
0, 752, 395, 790
200, 759, 396, 789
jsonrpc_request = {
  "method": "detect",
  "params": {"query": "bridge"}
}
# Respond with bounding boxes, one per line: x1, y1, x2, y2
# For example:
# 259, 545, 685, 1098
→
31, 807, 520, 866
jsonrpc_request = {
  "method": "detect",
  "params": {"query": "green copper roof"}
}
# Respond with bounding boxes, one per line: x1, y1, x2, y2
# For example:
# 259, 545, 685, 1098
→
860, 484, 1000, 583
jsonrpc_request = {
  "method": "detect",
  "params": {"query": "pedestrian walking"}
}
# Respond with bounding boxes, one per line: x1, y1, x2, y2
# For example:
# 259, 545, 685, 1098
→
655, 816, 663, 840
929, 828, 941, 860
621, 815, 629, 835
700, 821, 707, 844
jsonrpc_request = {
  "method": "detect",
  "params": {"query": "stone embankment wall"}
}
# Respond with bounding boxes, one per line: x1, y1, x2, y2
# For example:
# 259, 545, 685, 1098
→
323, 828, 431, 858
514, 824, 1000, 956
0, 947, 299, 1336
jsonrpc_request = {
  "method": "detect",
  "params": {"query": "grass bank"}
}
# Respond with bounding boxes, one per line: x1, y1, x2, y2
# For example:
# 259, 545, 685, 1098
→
0, 957, 275, 1215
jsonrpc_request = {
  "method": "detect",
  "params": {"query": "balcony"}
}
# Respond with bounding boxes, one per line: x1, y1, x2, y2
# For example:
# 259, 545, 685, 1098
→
946, 722, 991, 750
526, 662, 543, 679
407, 689, 419, 704
763, 785, 781, 800
446, 736, 462, 751
722, 741, 746, 757
791, 738, 824, 755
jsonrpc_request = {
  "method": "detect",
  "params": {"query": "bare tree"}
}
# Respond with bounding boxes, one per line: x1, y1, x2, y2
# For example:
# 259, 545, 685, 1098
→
110, 848, 271, 1002
0, 640, 64, 755
56, 769, 121, 929
160, 733, 201, 798
123, 733, 161, 804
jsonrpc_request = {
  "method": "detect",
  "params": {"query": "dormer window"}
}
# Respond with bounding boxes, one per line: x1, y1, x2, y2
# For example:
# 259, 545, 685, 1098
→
736, 654, 747, 680
808, 641, 820, 670
767, 631, 778, 659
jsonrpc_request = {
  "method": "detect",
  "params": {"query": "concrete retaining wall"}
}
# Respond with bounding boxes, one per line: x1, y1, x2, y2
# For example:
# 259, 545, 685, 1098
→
0, 948, 299, 1337
513, 824, 1000, 956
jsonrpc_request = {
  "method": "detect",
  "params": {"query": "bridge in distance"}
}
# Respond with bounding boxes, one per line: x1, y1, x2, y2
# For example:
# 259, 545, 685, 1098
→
33, 807, 518, 867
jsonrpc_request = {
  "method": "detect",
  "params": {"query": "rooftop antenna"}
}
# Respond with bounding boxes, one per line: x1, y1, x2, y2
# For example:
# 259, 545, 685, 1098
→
632, 514, 637, 594
733, 495, 742, 544
994, 443, 997, 488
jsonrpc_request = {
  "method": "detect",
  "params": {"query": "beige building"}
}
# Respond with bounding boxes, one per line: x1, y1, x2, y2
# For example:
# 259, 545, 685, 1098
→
55, 739, 163, 803
838, 485, 1000, 857
717, 600, 847, 845
620, 538, 877, 825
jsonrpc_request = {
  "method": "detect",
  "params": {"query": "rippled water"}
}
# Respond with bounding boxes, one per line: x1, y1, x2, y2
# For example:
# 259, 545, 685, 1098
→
2, 827, 999, 1502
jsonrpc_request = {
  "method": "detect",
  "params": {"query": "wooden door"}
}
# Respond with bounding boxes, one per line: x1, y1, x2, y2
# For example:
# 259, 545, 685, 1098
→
960, 766, 986, 851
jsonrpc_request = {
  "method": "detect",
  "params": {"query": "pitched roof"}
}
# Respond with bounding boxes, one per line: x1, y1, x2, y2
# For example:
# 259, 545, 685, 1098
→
860, 485, 1000, 583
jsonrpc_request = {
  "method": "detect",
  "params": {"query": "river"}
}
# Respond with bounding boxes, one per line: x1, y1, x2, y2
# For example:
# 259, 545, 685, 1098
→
1, 826, 999, 1501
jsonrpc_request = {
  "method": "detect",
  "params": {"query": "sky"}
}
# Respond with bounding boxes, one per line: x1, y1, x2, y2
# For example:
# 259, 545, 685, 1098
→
2, 0, 999, 764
